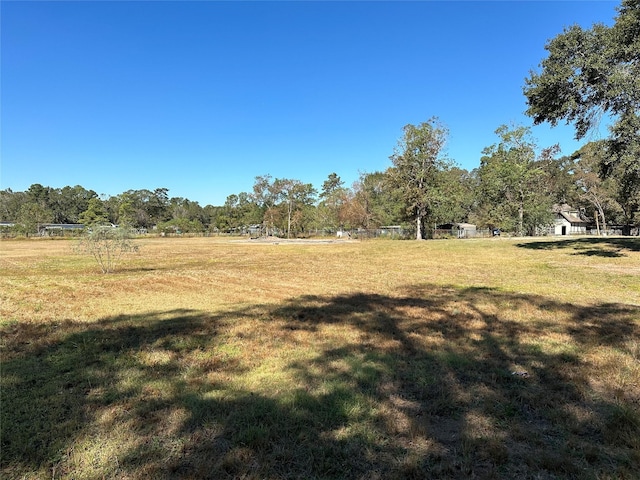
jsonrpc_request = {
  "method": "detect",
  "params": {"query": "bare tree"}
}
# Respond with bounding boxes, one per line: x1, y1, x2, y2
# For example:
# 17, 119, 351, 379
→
76, 227, 139, 273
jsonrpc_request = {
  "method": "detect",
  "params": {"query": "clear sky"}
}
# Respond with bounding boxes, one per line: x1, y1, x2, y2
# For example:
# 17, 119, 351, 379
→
1, 0, 618, 206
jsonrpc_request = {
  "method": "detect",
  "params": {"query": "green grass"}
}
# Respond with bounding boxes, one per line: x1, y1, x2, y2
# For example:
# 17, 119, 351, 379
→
1, 236, 639, 479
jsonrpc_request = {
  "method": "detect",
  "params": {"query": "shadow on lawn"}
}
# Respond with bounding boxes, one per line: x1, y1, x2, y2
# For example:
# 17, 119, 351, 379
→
516, 237, 640, 257
2, 287, 639, 479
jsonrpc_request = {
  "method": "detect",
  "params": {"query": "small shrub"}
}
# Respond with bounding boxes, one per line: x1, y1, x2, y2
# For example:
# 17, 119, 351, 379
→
75, 226, 139, 273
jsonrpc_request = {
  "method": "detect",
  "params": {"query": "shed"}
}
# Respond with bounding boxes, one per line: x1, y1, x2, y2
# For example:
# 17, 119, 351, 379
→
552, 204, 588, 235
39, 223, 85, 236
437, 223, 477, 238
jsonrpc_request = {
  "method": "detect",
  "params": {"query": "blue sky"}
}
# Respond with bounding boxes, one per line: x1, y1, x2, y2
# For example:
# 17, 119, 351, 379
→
1, 1, 618, 206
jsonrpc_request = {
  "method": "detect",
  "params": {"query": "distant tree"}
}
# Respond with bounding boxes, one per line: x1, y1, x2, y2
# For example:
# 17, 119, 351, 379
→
17, 202, 53, 236
341, 178, 373, 230
318, 173, 348, 231
0, 189, 27, 222
217, 193, 261, 233
116, 199, 137, 228
148, 188, 171, 224
388, 118, 452, 239
112, 188, 171, 228
157, 218, 204, 235
321, 172, 344, 197
524, 0, 640, 226
204, 205, 226, 232
113, 191, 149, 228
169, 197, 208, 226
537, 155, 581, 208
476, 125, 555, 235
2, 185, 98, 226
252, 175, 280, 236
433, 167, 476, 225
531, 145, 569, 231
26, 184, 52, 209
571, 142, 623, 234
344, 171, 405, 230
54, 186, 99, 224
78, 198, 109, 227
273, 178, 317, 238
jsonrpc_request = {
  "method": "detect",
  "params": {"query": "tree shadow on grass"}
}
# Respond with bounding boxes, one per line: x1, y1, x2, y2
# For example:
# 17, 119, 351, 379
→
516, 237, 640, 257
2, 287, 639, 479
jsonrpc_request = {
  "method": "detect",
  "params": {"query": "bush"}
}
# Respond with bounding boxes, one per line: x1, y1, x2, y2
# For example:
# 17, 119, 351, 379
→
75, 226, 139, 273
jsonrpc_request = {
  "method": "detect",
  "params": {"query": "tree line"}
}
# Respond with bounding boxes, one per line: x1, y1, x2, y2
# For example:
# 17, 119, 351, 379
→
1, 124, 636, 238
2, 0, 638, 238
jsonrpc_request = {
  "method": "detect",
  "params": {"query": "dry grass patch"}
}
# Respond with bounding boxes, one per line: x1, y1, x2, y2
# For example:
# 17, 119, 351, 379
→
1, 236, 639, 479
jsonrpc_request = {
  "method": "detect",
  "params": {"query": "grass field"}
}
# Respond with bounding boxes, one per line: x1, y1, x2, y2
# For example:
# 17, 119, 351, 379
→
1, 236, 639, 479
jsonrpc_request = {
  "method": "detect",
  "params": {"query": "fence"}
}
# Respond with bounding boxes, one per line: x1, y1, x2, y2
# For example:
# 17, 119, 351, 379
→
433, 228, 493, 239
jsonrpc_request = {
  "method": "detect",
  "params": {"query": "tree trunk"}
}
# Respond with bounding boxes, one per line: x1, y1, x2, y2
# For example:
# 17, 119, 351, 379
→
519, 206, 524, 236
592, 196, 607, 236
598, 207, 607, 236
518, 188, 525, 236
416, 215, 423, 240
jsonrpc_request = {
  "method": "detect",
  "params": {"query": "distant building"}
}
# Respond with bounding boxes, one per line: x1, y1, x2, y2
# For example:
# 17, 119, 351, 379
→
39, 224, 85, 236
551, 204, 589, 235
436, 223, 477, 238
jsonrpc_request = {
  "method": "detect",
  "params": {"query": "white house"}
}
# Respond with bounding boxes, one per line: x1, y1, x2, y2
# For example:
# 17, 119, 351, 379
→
552, 204, 589, 235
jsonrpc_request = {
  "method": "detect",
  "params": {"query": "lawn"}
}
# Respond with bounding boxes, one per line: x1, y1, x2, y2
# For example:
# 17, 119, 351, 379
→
1, 236, 639, 479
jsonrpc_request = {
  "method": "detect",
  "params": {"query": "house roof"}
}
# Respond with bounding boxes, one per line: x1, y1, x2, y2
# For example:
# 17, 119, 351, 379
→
559, 212, 589, 224
41, 223, 85, 229
553, 204, 589, 224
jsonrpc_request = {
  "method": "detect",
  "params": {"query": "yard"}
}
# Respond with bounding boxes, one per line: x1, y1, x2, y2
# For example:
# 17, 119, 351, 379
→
1, 236, 639, 479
